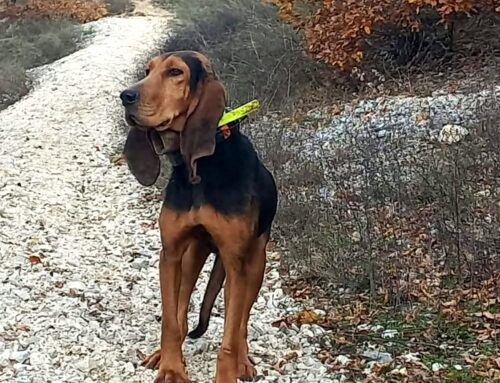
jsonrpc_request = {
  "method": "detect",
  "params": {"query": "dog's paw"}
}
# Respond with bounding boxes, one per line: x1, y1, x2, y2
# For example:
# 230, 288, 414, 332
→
238, 357, 257, 381
155, 366, 190, 383
141, 349, 161, 370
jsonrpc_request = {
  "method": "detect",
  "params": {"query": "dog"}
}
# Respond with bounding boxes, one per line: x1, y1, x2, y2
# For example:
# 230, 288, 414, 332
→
120, 51, 278, 383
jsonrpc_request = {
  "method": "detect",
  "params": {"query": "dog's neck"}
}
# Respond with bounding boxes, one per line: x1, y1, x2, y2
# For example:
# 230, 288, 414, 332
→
166, 151, 185, 167
165, 121, 241, 168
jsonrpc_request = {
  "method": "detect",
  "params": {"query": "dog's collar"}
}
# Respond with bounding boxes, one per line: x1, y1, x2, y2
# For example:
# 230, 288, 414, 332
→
216, 117, 240, 143
151, 100, 259, 166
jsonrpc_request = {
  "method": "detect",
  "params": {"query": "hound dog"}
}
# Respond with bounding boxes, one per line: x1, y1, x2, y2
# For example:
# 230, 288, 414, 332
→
120, 51, 278, 383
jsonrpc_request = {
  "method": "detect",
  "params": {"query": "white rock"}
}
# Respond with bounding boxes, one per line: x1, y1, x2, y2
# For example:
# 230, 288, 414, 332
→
14, 289, 30, 301
432, 362, 445, 372
123, 361, 135, 374
310, 324, 325, 336
381, 329, 398, 338
438, 124, 469, 144
362, 350, 393, 364
75, 356, 92, 373
67, 281, 86, 291
29, 351, 47, 367
301, 328, 314, 338
336, 355, 351, 366
10, 350, 30, 363
401, 352, 420, 362
0, 349, 10, 365
13, 362, 28, 371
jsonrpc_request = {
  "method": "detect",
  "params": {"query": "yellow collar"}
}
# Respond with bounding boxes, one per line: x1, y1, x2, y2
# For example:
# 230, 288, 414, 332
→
218, 99, 260, 127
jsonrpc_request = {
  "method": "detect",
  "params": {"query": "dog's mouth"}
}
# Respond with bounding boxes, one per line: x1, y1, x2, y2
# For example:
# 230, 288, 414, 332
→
125, 113, 172, 132
154, 119, 172, 132
125, 113, 179, 154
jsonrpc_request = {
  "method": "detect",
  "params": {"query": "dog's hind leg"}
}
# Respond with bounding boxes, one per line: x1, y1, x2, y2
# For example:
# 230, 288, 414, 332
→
188, 254, 225, 339
237, 235, 267, 380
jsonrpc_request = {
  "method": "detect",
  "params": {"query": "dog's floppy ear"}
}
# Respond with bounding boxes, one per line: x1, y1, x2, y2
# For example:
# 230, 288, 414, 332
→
123, 127, 160, 186
180, 79, 226, 184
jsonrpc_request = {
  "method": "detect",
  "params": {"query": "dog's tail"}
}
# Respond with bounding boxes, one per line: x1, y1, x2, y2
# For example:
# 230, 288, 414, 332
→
188, 254, 225, 339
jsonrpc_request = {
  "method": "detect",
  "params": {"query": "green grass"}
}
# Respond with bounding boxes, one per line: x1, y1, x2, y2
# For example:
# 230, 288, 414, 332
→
0, 17, 82, 110
446, 369, 487, 383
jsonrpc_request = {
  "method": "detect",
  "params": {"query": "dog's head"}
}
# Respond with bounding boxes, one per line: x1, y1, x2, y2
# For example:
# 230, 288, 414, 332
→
120, 51, 226, 185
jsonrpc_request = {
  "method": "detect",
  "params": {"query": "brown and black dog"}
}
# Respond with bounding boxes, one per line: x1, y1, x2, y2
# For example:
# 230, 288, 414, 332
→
120, 51, 278, 383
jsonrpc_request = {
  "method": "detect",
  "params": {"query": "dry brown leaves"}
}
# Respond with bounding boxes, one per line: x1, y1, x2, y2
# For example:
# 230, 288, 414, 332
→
275, 271, 499, 382
1, 0, 107, 22
269, 0, 500, 69
28, 254, 42, 265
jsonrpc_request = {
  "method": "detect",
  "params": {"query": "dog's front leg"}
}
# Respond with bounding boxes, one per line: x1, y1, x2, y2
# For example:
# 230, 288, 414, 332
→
154, 208, 190, 383
153, 245, 189, 383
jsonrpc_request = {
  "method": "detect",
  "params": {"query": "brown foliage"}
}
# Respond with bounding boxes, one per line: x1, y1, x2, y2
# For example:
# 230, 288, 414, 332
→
1, 0, 108, 22
270, 0, 500, 69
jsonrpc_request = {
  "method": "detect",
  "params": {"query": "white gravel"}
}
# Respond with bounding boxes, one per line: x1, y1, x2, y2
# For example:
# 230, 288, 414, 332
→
0, 16, 335, 383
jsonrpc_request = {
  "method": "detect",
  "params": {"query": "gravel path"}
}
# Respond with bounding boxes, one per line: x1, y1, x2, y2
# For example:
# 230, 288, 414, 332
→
0, 16, 334, 383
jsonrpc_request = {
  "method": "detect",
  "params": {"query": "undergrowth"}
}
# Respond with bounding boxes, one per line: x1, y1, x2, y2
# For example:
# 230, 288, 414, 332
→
0, 17, 82, 110
154, 0, 344, 113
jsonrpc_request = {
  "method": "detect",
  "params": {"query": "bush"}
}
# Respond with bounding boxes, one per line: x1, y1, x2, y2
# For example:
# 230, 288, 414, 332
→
271, 0, 500, 70
105, 0, 134, 15
0, 62, 29, 107
252, 109, 500, 301
155, 0, 340, 112
0, 18, 81, 110
1, 0, 107, 22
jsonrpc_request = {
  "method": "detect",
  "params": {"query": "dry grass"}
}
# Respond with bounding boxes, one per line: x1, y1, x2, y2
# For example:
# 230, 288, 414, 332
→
0, 17, 83, 110
0, 0, 137, 111
104, 0, 134, 15
154, 0, 348, 113
255, 109, 500, 302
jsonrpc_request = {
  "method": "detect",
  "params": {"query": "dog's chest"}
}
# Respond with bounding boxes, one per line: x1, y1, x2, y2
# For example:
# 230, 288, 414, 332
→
165, 169, 253, 216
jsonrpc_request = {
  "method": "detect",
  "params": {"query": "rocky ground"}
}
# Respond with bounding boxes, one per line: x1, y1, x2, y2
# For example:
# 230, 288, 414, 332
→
0, 14, 336, 383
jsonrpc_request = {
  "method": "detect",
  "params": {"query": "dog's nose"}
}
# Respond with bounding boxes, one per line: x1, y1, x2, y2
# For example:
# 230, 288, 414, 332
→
120, 89, 139, 106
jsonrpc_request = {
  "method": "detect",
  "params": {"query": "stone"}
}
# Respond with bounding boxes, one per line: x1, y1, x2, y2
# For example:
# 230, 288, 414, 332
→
362, 350, 393, 364
10, 350, 30, 364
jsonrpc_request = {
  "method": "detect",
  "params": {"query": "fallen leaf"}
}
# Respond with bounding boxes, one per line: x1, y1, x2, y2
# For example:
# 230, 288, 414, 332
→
482, 311, 499, 320
28, 255, 42, 265
16, 323, 30, 332
297, 310, 319, 324
136, 349, 146, 361
112, 155, 127, 166
284, 351, 299, 361
442, 299, 457, 307
334, 336, 351, 345
494, 357, 500, 369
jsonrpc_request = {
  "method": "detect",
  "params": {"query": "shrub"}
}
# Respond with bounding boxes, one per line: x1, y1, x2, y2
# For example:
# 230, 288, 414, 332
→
251, 109, 500, 300
1, 0, 107, 22
0, 18, 81, 110
270, 0, 500, 69
155, 0, 339, 112
0, 62, 29, 107
104, 0, 134, 15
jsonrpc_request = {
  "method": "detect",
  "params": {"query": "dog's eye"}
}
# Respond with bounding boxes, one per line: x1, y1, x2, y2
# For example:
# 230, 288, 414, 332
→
145, 69, 150, 76
167, 68, 183, 77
